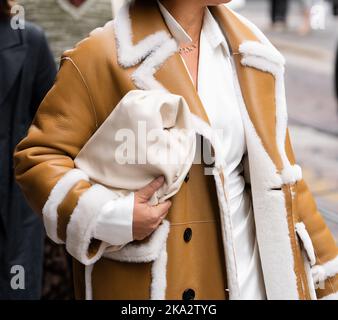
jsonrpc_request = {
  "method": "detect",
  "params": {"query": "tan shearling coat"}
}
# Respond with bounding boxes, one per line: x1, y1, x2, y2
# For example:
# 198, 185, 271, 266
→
14, 0, 338, 300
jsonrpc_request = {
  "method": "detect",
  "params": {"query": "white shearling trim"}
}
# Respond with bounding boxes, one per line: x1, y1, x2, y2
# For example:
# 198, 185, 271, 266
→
232, 8, 284, 59
150, 242, 168, 300
213, 167, 240, 300
295, 222, 316, 266
293, 164, 303, 181
240, 55, 283, 75
113, 0, 178, 91
114, 1, 170, 68
239, 56, 288, 175
312, 255, 338, 284
239, 55, 289, 175
319, 291, 338, 300
85, 264, 94, 300
281, 164, 303, 185
66, 184, 118, 265
42, 169, 89, 244
84, 220, 170, 300
240, 53, 298, 186
234, 10, 302, 187
239, 41, 285, 67
230, 57, 299, 299
302, 251, 318, 300
104, 220, 170, 262
132, 38, 178, 91
312, 265, 326, 285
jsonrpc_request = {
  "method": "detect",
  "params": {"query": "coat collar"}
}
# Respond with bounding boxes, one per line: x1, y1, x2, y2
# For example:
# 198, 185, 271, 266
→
158, 1, 229, 55
114, 0, 210, 124
210, 5, 286, 172
114, 0, 299, 180
211, 6, 302, 182
0, 20, 21, 51
157, 1, 192, 46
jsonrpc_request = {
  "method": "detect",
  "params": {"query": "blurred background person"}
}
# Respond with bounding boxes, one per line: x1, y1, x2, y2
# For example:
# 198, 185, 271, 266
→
20, 0, 115, 62
0, 0, 56, 299
298, 0, 312, 35
270, 0, 289, 30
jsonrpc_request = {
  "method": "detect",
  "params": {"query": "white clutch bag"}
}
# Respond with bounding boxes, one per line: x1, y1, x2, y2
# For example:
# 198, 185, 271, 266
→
74, 89, 196, 205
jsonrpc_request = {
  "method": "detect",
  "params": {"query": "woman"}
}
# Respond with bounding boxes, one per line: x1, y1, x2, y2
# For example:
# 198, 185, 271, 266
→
0, 0, 56, 298
14, 0, 338, 300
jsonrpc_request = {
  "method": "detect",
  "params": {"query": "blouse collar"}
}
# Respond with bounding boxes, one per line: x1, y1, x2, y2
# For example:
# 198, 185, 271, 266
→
158, 1, 230, 56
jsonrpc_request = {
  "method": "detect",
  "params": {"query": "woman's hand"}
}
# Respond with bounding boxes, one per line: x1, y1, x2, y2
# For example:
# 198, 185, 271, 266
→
132, 176, 171, 241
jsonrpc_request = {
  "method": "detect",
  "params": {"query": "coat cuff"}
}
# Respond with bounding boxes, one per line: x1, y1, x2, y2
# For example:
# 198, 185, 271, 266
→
94, 192, 134, 245
66, 184, 121, 265
42, 169, 89, 244
312, 255, 338, 284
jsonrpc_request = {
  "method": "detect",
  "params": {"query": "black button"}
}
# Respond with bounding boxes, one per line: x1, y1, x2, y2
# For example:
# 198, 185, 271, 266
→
182, 288, 195, 300
183, 228, 192, 242
184, 172, 190, 183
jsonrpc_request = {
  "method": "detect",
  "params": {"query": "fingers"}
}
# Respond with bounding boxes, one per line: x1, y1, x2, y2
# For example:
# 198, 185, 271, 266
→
137, 176, 165, 202
158, 200, 172, 217
133, 200, 171, 241
150, 200, 171, 225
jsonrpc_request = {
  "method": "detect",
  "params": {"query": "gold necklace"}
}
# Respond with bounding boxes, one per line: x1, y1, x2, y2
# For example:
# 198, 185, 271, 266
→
179, 42, 198, 55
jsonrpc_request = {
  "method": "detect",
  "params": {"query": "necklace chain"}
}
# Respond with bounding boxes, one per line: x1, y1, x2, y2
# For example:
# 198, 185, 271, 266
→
179, 42, 198, 55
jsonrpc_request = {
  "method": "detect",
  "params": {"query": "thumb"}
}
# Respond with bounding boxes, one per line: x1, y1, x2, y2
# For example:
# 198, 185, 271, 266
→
137, 176, 165, 202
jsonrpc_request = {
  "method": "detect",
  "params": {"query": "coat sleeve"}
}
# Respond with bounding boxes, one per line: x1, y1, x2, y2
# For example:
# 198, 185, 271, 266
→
286, 132, 338, 299
14, 54, 118, 265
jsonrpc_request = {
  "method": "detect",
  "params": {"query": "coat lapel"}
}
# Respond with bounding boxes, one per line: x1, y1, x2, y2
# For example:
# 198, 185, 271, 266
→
0, 22, 27, 107
114, 0, 210, 124
211, 6, 302, 185
211, 6, 284, 172
211, 6, 306, 299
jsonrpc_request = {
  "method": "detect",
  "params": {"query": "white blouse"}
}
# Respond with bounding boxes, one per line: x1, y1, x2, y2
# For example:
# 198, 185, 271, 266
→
94, 2, 267, 300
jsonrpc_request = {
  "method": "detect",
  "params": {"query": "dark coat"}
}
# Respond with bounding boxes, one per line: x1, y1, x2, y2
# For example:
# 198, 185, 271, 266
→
0, 18, 56, 299
335, 45, 338, 101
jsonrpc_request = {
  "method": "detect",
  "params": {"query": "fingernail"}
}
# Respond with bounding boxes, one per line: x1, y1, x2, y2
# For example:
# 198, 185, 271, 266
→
156, 176, 165, 183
